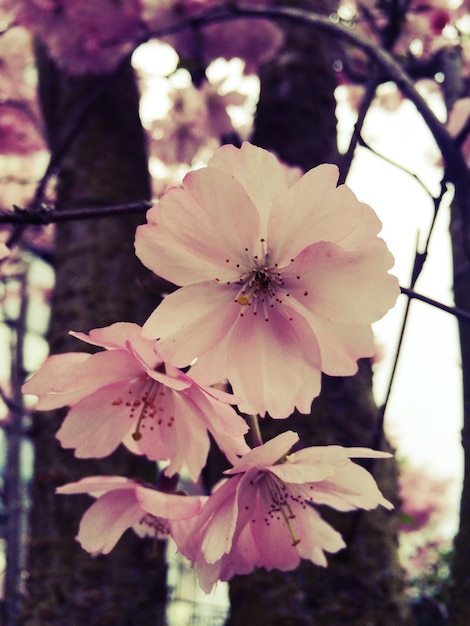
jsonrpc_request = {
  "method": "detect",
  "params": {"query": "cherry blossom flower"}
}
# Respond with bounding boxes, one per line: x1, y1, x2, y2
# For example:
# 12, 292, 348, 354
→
150, 82, 209, 165
57, 475, 204, 555
143, 0, 283, 74
22, 322, 249, 480
135, 142, 399, 418
6, 0, 144, 75
0, 105, 45, 155
174, 431, 393, 593
398, 465, 453, 533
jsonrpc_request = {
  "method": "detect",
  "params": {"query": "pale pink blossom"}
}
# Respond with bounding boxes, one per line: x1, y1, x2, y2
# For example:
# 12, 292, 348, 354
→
398, 466, 453, 533
150, 82, 209, 165
6, 0, 145, 75
150, 78, 246, 165
0, 105, 45, 155
143, 0, 283, 73
199, 78, 247, 139
135, 142, 399, 418
57, 475, 204, 555
174, 431, 393, 593
22, 322, 249, 480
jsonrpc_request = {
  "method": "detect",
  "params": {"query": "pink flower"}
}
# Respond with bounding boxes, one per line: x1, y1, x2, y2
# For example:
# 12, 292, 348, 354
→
22, 322, 249, 480
57, 475, 204, 555
174, 431, 393, 593
150, 82, 209, 165
143, 0, 283, 74
398, 466, 453, 533
0, 105, 45, 155
7, 0, 144, 75
135, 142, 399, 418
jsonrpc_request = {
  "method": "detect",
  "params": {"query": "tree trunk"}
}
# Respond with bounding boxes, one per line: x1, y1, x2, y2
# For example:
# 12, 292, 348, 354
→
448, 181, 470, 625
227, 2, 411, 624
19, 49, 168, 626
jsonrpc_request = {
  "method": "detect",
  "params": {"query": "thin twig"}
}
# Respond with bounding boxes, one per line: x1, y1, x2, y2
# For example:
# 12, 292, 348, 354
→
140, 3, 464, 178
0, 200, 152, 225
339, 82, 378, 185
400, 286, 470, 323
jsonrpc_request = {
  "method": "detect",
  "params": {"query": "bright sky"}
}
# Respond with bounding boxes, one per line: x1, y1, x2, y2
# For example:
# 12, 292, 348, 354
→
336, 85, 463, 531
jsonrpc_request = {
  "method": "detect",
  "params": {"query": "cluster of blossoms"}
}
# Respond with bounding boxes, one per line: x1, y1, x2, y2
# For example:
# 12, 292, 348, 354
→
23, 142, 399, 590
4, 0, 283, 77
149, 78, 248, 165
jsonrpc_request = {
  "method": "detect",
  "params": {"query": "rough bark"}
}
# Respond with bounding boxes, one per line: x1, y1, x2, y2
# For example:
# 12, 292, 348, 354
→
227, 2, 411, 624
19, 50, 168, 626
448, 186, 470, 625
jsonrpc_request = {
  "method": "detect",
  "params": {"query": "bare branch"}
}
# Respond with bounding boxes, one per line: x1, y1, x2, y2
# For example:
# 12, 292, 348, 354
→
400, 285, 470, 323
0, 200, 152, 225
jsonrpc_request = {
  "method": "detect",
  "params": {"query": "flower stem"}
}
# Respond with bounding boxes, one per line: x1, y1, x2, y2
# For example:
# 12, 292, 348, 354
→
248, 414, 263, 447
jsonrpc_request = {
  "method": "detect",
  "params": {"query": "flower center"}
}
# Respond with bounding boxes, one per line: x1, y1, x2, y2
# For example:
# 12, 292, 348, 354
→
138, 513, 170, 538
112, 376, 176, 442
234, 256, 288, 320
255, 473, 302, 546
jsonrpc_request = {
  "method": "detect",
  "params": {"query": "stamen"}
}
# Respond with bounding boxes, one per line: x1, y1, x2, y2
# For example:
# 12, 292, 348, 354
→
131, 380, 159, 441
268, 478, 301, 547
236, 294, 251, 306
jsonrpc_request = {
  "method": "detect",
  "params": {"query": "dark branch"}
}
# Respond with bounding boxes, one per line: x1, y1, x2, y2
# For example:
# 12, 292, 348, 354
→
0, 201, 152, 225
400, 285, 470, 324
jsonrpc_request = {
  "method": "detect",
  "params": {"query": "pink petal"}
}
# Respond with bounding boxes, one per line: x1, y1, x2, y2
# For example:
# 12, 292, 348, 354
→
308, 462, 394, 511
135, 167, 260, 285
208, 142, 288, 237
136, 487, 203, 520
22, 353, 90, 409
69, 322, 143, 350
225, 431, 299, 475
284, 241, 399, 325
336, 196, 385, 251
295, 507, 346, 565
287, 298, 376, 376
186, 333, 230, 386
227, 306, 322, 418
52, 349, 144, 398
128, 349, 190, 391
182, 476, 242, 564
56, 379, 148, 458
142, 282, 239, 368
75, 490, 143, 554
247, 511, 301, 571
294, 445, 392, 465
56, 475, 136, 496
268, 460, 335, 485
267, 164, 356, 265
136, 220, 227, 285
135, 389, 210, 481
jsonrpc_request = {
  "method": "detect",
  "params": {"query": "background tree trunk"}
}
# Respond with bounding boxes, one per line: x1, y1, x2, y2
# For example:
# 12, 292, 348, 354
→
227, 2, 411, 624
19, 50, 168, 626
448, 183, 470, 625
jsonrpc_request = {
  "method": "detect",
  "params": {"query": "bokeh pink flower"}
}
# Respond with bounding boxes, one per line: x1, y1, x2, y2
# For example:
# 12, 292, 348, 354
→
135, 141, 399, 418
